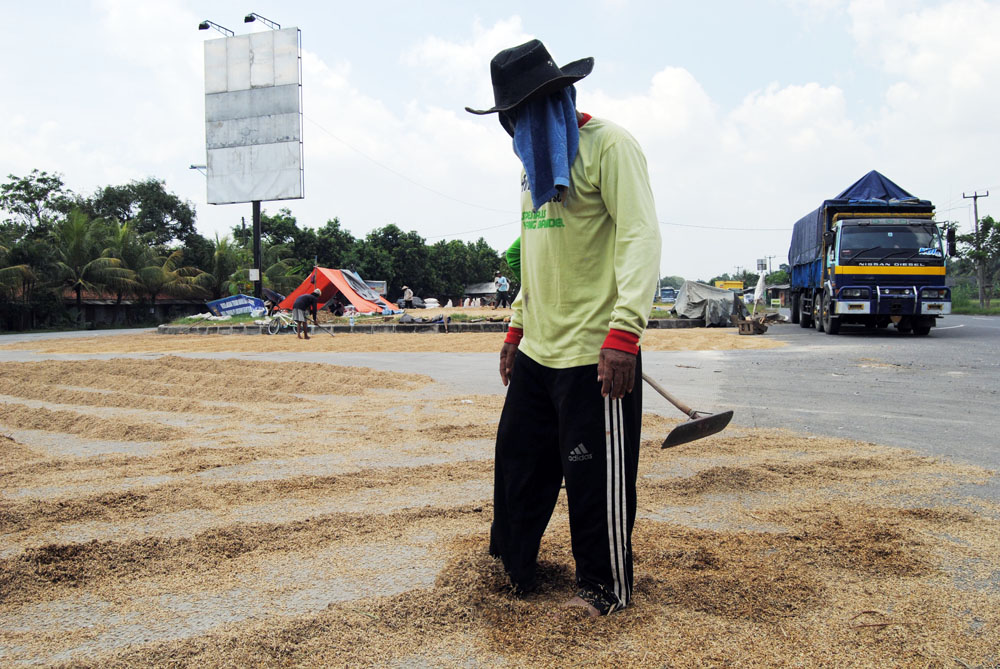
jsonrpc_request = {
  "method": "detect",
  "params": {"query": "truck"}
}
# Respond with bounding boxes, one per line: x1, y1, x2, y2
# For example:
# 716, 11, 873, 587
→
714, 280, 744, 291
659, 286, 678, 302
788, 170, 955, 335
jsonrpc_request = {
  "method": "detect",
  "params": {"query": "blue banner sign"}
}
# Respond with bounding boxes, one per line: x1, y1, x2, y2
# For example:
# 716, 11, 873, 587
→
206, 294, 266, 317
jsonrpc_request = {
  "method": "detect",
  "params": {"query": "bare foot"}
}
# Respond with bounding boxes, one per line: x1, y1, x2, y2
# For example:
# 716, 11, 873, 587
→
557, 595, 600, 619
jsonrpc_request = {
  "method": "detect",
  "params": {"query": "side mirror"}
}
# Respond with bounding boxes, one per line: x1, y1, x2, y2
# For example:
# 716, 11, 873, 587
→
823, 230, 835, 245
946, 227, 957, 257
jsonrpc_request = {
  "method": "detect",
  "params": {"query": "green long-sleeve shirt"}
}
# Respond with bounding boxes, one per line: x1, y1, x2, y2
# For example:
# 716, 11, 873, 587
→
510, 116, 661, 368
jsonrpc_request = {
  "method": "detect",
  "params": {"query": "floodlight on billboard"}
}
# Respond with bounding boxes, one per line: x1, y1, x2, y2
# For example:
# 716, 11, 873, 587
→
203, 27, 303, 205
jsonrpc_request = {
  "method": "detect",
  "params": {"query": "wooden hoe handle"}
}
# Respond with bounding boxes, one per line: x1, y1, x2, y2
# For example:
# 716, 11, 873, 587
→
641, 372, 697, 419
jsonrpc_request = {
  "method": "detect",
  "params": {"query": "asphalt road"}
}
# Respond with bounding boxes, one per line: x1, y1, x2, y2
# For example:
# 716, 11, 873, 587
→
701, 314, 999, 466
680, 313, 1000, 501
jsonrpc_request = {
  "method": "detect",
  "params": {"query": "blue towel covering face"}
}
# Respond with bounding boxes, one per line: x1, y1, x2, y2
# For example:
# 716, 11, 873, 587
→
511, 86, 580, 211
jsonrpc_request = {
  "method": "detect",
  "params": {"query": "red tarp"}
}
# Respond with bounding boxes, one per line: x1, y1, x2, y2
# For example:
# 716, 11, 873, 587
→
277, 268, 395, 314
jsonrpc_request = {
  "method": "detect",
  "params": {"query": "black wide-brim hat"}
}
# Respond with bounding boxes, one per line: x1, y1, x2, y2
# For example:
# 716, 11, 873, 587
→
465, 39, 593, 115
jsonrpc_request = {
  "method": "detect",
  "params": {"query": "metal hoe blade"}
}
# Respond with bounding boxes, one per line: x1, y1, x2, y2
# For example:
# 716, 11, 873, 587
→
661, 410, 734, 449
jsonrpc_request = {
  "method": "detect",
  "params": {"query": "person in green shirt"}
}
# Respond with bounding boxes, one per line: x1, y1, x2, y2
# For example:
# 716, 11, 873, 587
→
467, 39, 661, 617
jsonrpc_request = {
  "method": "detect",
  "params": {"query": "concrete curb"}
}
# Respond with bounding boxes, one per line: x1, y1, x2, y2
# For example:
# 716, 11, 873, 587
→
647, 318, 706, 329
157, 318, 707, 336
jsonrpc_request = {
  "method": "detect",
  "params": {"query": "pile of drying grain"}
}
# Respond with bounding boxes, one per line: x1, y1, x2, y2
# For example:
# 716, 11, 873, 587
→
1, 355, 997, 667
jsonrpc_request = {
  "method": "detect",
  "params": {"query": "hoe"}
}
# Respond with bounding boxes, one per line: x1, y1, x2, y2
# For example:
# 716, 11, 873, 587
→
642, 372, 734, 448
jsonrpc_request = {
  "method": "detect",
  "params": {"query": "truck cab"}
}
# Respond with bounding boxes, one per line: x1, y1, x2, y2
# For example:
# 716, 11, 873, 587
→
822, 215, 951, 334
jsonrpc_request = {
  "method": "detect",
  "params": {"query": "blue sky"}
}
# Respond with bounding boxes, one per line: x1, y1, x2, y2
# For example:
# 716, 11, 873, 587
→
1, 0, 996, 281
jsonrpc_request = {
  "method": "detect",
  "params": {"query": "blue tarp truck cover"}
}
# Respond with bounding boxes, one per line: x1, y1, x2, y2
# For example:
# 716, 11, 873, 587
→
788, 170, 933, 279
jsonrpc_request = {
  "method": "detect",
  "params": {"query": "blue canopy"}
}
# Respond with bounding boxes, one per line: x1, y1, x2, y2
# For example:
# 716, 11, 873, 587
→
789, 171, 932, 267
832, 170, 921, 204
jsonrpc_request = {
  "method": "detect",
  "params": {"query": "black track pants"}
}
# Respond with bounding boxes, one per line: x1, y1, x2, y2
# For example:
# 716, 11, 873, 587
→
490, 350, 642, 608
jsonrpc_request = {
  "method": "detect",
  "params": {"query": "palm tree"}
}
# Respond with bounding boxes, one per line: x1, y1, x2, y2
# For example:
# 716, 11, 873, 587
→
51, 210, 132, 323
197, 234, 249, 300
1, 238, 56, 330
0, 243, 33, 298
137, 249, 209, 316
262, 242, 308, 295
102, 220, 146, 324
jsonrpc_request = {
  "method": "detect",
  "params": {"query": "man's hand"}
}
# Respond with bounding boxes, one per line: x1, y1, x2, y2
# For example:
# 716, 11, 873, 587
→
499, 342, 518, 386
597, 348, 636, 400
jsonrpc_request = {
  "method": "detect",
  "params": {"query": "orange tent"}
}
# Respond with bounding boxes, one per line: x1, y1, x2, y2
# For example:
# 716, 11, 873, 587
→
278, 268, 399, 314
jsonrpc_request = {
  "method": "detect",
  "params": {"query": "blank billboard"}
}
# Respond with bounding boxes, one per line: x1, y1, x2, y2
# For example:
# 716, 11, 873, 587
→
204, 28, 303, 204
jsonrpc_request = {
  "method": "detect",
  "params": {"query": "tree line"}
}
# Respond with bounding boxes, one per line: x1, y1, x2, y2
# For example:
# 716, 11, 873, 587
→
947, 216, 1000, 308
0, 170, 511, 330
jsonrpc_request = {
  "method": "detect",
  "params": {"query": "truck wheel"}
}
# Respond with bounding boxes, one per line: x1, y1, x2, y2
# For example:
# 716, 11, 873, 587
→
913, 325, 931, 336
822, 291, 840, 335
799, 295, 813, 328
790, 294, 800, 324
813, 293, 824, 332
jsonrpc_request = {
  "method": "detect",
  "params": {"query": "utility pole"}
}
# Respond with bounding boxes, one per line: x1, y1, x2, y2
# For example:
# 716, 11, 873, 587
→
963, 191, 989, 307
251, 201, 262, 300
766, 255, 776, 273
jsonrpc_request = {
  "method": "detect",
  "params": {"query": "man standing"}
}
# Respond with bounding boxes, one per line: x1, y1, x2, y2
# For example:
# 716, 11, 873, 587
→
467, 40, 661, 617
494, 271, 511, 309
402, 285, 414, 310
292, 288, 321, 340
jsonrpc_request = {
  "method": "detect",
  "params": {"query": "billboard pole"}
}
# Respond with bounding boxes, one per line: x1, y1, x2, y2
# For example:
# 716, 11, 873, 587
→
252, 200, 262, 299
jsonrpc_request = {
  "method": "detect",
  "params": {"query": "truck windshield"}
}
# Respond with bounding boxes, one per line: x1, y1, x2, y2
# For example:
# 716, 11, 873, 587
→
839, 224, 941, 262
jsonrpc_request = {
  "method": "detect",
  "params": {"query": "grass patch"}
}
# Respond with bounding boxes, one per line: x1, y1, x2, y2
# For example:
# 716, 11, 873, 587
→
948, 283, 1000, 315
171, 313, 260, 325
951, 301, 1000, 315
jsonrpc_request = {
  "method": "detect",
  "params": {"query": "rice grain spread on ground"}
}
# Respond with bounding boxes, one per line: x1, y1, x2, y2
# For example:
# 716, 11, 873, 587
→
0, 331, 997, 667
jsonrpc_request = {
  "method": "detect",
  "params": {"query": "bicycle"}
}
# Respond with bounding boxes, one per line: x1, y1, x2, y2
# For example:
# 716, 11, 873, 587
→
264, 310, 295, 335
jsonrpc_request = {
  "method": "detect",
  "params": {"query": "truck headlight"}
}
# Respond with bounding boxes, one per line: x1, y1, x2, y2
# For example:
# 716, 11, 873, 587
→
920, 288, 949, 299
840, 288, 870, 299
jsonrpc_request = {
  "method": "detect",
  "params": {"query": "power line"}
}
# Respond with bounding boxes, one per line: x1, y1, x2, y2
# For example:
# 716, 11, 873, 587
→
660, 221, 791, 231
935, 204, 971, 214
424, 220, 518, 240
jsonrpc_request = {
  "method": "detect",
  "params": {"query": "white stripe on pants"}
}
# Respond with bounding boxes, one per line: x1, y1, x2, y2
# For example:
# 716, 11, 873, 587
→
605, 397, 629, 607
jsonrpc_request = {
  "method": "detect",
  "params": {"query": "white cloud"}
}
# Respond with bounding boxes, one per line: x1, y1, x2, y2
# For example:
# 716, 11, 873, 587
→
402, 17, 532, 113
588, 67, 717, 144
851, 0, 1000, 92
730, 82, 855, 155
779, 0, 848, 19
847, 0, 1000, 223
